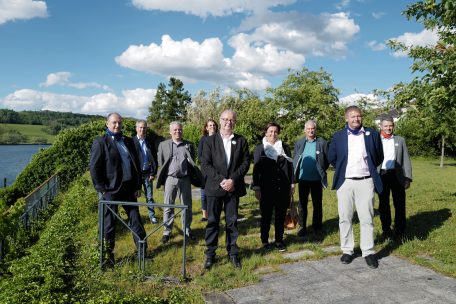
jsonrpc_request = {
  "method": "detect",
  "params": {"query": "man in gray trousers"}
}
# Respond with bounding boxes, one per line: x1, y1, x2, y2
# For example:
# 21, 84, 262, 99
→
156, 121, 201, 243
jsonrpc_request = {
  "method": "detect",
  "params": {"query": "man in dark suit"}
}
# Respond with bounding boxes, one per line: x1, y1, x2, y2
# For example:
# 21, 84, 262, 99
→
133, 120, 159, 225
201, 109, 250, 269
377, 115, 412, 239
156, 121, 201, 243
328, 106, 383, 269
89, 112, 147, 267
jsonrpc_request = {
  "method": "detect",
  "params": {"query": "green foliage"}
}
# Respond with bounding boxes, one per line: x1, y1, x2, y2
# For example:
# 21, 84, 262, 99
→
0, 109, 103, 134
0, 129, 27, 144
267, 67, 342, 144
386, 0, 456, 159
149, 77, 192, 133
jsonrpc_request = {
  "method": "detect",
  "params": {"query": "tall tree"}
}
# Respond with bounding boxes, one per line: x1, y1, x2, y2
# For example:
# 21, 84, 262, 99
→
267, 67, 341, 144
387, 0, 456, 166
148, 77, 191, 133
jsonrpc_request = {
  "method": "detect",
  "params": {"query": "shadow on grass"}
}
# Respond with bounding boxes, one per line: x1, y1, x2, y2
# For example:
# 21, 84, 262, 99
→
376, 208, 451, 260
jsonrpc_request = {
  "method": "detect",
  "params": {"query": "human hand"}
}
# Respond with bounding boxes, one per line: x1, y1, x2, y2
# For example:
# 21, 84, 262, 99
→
255, 190, 261, 201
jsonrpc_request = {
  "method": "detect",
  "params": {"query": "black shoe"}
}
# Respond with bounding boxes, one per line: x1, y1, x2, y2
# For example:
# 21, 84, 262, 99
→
204, 257, 215, 270
340, 253, 353, 264
103, 252, 115, 269
365, 254, 378, 269
297, 227, 307, 238
229, 256, 242, 268
275, 242, 286, 252
201, 217, 208, 222
261, 243, 274, 251
381, 231, 392, 241
161, 235, 170, 244
186, 233, 197, 241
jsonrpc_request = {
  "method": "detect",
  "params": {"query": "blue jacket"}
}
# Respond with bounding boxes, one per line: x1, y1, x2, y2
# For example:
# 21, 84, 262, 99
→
328, 127, 384, 193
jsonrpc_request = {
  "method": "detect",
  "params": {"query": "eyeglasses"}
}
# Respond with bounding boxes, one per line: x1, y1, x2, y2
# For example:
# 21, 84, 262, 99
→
220, 118, 235, 123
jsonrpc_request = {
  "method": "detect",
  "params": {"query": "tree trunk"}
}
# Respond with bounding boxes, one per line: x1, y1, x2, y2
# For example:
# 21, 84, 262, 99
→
440, 135, 445, 168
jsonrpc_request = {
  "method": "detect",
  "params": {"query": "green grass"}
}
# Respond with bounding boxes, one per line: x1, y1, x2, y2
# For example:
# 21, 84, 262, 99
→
3, 158, 454, 303
0, 123, 55, 144
104, 158, 456, 300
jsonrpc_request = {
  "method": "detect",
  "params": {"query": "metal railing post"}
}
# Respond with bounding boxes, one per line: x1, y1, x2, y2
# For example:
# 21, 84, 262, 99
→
98, 199, 105, 269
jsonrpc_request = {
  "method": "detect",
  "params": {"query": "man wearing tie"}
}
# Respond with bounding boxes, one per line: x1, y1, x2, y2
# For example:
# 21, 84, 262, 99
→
201, 109, 250, 270
133, 120, 159, 225
89, 112, 147, 267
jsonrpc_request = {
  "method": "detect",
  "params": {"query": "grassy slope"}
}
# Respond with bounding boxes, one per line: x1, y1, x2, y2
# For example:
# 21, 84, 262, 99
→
0, 123, 55, 144
1, 158, 454, 303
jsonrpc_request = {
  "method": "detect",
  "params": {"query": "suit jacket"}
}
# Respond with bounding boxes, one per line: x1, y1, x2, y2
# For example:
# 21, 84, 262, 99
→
377, 135, 413, 187
293, 137, 329, 187
252, 142, 293, 194
201, 133, 250, 197
89, 134, 142, 194
133, 136, 157, 176
156, 139, 202, 188
328, 127, 384, 193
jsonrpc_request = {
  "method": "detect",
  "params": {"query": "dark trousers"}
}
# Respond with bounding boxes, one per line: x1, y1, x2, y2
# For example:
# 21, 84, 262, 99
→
260, 191, 289, 243
103, 180, 147, 252
205, 194, 239, 258
298, 180, 323, 231
378, 171, 406, 234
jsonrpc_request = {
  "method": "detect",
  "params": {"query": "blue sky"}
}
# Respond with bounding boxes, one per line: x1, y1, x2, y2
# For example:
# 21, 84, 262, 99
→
0, 0, 438, 119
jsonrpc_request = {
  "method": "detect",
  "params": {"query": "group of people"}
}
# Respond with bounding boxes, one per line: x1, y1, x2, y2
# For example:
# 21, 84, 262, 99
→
89, 105, 412, 271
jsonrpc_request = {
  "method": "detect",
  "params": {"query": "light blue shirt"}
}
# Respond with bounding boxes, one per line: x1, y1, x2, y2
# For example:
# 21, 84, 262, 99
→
299, 140, 320, 181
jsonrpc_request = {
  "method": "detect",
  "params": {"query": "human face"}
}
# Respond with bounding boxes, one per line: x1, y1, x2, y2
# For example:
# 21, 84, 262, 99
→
265, 126, 279, 144
136, 122, 147, 138
219, 111, 236, 135
106, 114, 122, 134
345, 110, 362, 129
206, 121, 217, 136
169, 123, 183, 142
304, 123, 316, 140
381, 120, 394, 135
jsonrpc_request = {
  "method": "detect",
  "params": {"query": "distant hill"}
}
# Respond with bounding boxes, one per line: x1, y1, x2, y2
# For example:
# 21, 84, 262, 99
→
0, 109, 103, 135
0, 109, 104, 144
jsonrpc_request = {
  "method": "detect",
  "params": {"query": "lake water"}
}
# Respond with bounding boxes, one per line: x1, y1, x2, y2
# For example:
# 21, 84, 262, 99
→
0, 145, 50, 187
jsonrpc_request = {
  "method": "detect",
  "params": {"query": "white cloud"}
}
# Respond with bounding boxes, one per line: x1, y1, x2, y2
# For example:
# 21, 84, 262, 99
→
0, 88, 155, 118
390, 29, 439, 58
115, 12, 359, 90
40, 71, 111, 91
339, 93, 383, 107
240, 12, 360, 58
116, 34, 275, 90
0, 0, 48, 25
367, 40, 387, 51
372, 12, 385, 20
131, 0, 295, 18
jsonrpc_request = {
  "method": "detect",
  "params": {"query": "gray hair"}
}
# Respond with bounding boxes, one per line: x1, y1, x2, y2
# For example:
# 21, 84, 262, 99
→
169, 121, 183, 129
136, 119, 147, 127
107, 112, 122, 121
380, 115, 394, 125
304, 120, 316, 128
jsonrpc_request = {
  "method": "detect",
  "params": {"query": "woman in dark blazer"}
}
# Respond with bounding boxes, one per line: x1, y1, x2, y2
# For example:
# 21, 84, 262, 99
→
197, 119, 218, 221
253, 122, 294, 251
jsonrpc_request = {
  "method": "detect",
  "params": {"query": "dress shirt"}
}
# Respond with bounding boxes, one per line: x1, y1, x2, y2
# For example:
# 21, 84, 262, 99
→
381, 136, 396, 170
168, 141, 189, 178
221, 133, 234, 168
345, 128, 370, 178
137, 136, 150, 171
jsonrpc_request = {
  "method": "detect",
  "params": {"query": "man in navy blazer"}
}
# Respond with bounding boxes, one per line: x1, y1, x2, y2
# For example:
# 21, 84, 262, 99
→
201, 109, 250, 269
90, 112, 147, 267
328, 106, 383, 269
133, 120, 159, 225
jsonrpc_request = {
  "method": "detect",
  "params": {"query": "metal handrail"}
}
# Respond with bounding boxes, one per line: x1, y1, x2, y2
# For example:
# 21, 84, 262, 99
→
98, 200, 188, 279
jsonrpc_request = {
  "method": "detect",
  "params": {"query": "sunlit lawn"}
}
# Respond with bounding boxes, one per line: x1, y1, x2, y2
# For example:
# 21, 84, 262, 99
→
103, 158, 456, 302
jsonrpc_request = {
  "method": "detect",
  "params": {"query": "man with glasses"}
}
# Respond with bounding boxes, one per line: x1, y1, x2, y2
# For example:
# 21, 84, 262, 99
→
201, 110, 250, 270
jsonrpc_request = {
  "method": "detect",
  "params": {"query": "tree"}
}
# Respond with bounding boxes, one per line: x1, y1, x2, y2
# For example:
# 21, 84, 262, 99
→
148, 77, 191, 133
267, 67, 341, 145
387, 0, 456, 166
